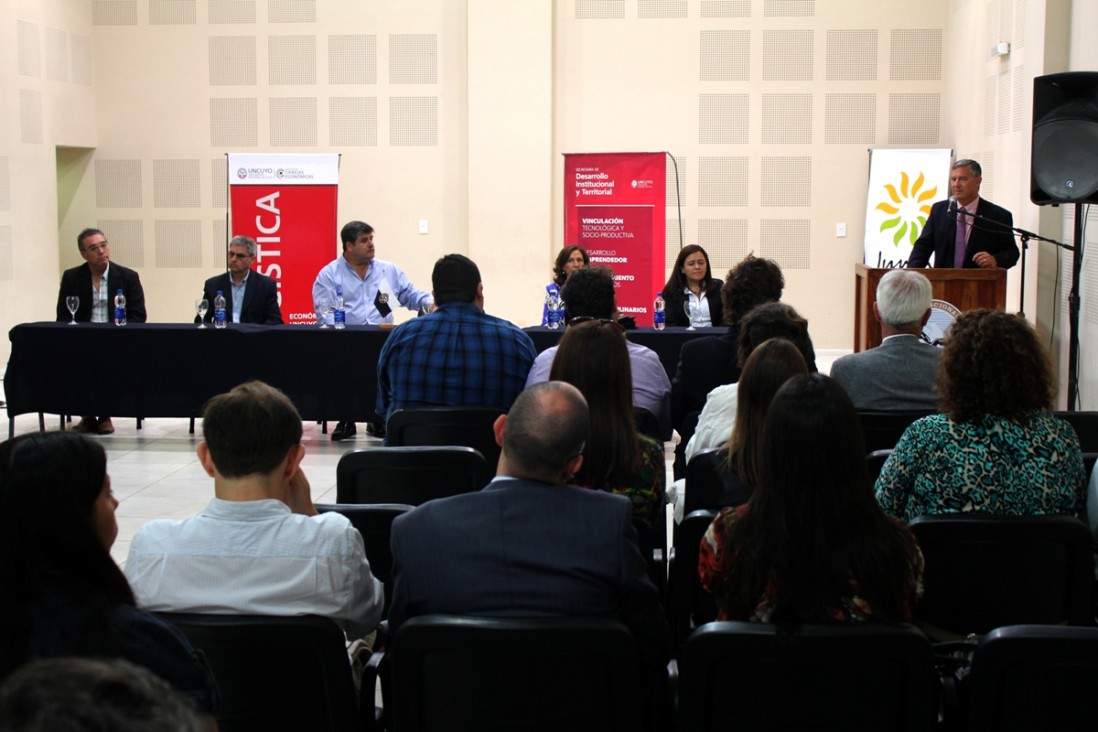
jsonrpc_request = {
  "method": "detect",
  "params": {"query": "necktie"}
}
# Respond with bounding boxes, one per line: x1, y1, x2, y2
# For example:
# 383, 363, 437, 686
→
953, 206, 968, 268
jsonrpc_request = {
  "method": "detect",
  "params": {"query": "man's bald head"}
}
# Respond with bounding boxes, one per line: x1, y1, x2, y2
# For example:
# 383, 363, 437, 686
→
498, 382, 589, 484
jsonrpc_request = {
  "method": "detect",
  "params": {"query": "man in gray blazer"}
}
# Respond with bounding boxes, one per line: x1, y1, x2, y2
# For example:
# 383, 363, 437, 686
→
830, 269, 940, 411
388, 380, 669, 668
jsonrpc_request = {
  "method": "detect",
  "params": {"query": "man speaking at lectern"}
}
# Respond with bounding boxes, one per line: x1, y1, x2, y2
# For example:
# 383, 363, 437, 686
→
908, 159, 1018, 269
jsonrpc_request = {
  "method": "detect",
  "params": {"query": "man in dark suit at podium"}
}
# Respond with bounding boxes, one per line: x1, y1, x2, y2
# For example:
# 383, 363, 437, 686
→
197, 235, 283, 324
908, 159, 1018, 269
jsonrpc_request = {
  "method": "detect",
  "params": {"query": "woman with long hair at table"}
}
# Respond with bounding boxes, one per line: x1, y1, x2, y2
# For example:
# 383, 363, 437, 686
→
549, 319, 666, 528
0, 431, 217, 717
542, 245, 589, 325
662, 244, 722, 328
700, 374, 923, 624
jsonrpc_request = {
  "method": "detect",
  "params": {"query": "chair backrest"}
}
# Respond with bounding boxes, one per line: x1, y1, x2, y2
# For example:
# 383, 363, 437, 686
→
858, 410, 935, 453
967, 624, 1098, 732
1054, 410, 1098, 452
386, 407, 503, 475
335, 446, 489, 505
676, 621, 936, 732
867, 448, 893, 485
908, 514, 1093, 637
388, 615, 644, 732
316, 502, 413, 619
154, 613, 364, 732
633, 406, 661, 441
684, 449, 725, 514
668, 509, 719, 645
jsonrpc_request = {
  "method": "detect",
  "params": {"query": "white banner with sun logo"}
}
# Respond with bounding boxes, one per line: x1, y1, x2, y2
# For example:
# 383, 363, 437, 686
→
864, 148, 952, 268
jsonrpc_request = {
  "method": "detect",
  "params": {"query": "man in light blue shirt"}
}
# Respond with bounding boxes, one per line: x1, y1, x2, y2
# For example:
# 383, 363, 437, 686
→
313, 220, 432, 441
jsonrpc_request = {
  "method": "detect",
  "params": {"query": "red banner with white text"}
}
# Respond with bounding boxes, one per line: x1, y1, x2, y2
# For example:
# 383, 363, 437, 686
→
227, 153, 339, 324
563, 153, 666, 325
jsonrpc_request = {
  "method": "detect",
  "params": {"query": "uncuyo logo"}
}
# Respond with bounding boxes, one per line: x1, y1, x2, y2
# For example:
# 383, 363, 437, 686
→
875, 171, 937, 246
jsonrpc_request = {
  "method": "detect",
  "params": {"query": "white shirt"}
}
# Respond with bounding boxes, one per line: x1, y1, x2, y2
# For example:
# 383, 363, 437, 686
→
684, 381, 739, 464
683, 287, 713, 328
312, 256, 431, 325
91, 263, 110, 323
125, 498, 384, 639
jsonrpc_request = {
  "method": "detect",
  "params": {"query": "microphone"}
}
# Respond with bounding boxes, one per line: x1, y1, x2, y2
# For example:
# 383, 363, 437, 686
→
947, 196, 957, 216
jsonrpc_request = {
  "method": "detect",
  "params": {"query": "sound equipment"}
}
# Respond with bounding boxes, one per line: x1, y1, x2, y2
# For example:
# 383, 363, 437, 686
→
1031, 72, 1098, 205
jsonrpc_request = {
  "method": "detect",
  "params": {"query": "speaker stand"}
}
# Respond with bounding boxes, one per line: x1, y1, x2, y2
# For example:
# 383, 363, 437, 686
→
1067, 203, 1085, 411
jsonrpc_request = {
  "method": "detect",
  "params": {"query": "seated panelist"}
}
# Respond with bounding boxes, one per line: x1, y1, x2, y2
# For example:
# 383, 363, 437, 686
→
197, 235, 283, 325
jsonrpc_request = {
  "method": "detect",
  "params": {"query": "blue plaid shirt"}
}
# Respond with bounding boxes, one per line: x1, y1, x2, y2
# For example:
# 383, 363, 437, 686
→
376, 302, 537, 419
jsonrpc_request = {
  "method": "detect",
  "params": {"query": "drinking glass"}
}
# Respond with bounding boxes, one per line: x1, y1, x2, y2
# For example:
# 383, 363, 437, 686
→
684, 300, 699, 330
316, 301, 331, 329
65, 296, 79, 325
195, 299, 209, 328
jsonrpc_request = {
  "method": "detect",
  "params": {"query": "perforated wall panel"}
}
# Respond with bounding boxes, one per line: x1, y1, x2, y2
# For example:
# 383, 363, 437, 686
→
698, 219, 749, 266
270, 97, 317, 146
329, 35, 377, 85
700, 94, 748, 145
639, 1, 688, 19
667, 219, 689, 260
0, 227, 12, 282
0, 158, 9, 212
210, 98, 258, 147
71, 35, 93, 86
95, 160, 142, 208
1011, 66, 1025, 133
270, 35, 317, 85
20, 90, 43, 144
155, 220, 202, 268
93, 1, 137, 25
700, 30, 749, 82
575, 1, 625, 19
890, 29, 942, 81
98, 220, 144, 267
18, 22, 40, 77
330, 97, 378, 146
760, 219, 811, 268
762, 94, 812, 144
983, 74, 997, 137
760, 157, 811, 207
667, 156, 687, 205
211, 159, 228, 209
150, 0, 197, 25
763, 30, 813, 81
212, 218, 227, 267
996, 69, 1011, 136
887, 93, 939, 145
390, 35, 438, 84
390, 97, 438, 146
209, 36, 256, 85
45, 27, 68, 82
698, 156, 747, 207
268, 0, 315, 24
825, 93, 875, 144
826, 29, 876, 81
210, 0, 256, 24
153, 160, 201, 208
763, 0, 814, 17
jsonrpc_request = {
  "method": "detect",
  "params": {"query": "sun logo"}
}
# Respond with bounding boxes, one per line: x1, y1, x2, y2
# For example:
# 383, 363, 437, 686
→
875, 171, 937, 246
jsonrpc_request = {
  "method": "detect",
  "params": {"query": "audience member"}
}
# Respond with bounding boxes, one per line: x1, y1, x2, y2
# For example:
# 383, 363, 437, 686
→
830, 269, 939, 410
671, 254, 784, 432
388, 380, 669, 667
700, 374, 924, 624
0, 657, 206, 732
312, 220, 432, 441
542, 245, 588, 325
0, 432, 216, 714
376, 253, 536, 422
549, 320, 667, 527
662, 244, 723, 328
197, 234, 282, 324
876, 309, 1085, 521
55, 228, 147, 434
526, 266, 671, 439
125, 381, 383, 640
687, 338, 808, 512
685, 302, 816, 463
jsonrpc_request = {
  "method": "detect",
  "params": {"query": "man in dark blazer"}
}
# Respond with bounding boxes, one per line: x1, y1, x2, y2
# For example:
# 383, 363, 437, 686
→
830, 269, 940, 411
388, 381, 669, 671
55, 228, 147, 435
908, 159, 1018, 269
197, 235, 282, 325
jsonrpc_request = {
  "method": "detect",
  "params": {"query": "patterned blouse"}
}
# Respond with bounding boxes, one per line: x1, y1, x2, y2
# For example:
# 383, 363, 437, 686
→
699, 504, 924, 623
576, 435, 666, 527
874, 411, 1085, 523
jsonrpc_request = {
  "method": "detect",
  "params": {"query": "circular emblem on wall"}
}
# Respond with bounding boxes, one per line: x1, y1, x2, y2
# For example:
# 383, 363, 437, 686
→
236, 168, 247, 179
922, 299, 962, 347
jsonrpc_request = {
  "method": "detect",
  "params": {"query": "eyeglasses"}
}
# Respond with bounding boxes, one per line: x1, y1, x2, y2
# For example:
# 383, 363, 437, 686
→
566, 316, 625, 333
227, 252, 254, 260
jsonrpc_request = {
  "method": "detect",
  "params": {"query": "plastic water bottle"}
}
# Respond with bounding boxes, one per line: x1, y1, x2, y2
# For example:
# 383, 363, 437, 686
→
214, 290, 227, 329
546, 288, 562, 330
113, 290, 127, 326
334, 287, 346, 329
555, 297, 567, 327
653, 292, 666, 330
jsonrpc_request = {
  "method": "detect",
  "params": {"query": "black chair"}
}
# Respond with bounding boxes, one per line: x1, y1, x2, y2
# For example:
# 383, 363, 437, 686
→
387, 615, 645, 732
966, 624, 1098, 731
1055, 410, 1098, 452
155, 613, 375, 732
667, 509, 719, 645
908, 514, 1094, 638
1083, 451, 1097, 480
858, 410, 935, 452
683, 448, 724, 514
386, 407, 503, 476
633, 406, 661, 442
632, 514, 667, 596
335, 446, 489, 505
316, 502, 414, 619
867, 448, 893, 485
676, 621, 936, 731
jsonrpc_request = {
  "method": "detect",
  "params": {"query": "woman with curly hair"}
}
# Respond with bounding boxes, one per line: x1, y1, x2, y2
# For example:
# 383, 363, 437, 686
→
662, 245, 723, 328
542, 245, 589, 325
700, 374, 923, 624
875, 309, 1085, 521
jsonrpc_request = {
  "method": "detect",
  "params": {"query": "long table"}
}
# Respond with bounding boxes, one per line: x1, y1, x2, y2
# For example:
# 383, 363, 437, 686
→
6, 322, 713, 435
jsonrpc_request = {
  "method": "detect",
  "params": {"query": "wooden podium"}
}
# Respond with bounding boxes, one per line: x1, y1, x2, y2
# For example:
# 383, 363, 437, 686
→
853, 264, 1006, 352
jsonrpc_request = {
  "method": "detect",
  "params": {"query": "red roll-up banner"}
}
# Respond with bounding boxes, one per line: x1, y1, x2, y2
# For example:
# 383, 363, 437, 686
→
563, 153, 666, 325
227, 153, 340, 324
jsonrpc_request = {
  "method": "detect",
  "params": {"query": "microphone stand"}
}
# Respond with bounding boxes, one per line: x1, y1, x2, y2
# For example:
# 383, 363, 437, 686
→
955, 205, 1082, 409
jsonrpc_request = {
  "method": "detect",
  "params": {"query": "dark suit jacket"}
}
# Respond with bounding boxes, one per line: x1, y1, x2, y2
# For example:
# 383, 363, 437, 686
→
56, 262, 146, 323
671, 324, 741, 432
663, 280, 724, 327
197, 271, 282, 324
908, 197, 1018, 269
388, 478, 669, 667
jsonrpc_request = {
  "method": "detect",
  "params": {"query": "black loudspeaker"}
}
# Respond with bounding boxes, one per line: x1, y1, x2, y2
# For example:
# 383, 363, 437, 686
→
1031, 72, 1098, 205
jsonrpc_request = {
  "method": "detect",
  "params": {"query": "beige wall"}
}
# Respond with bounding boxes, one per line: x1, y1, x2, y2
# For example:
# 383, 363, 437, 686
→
1, 0, 1095, 407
